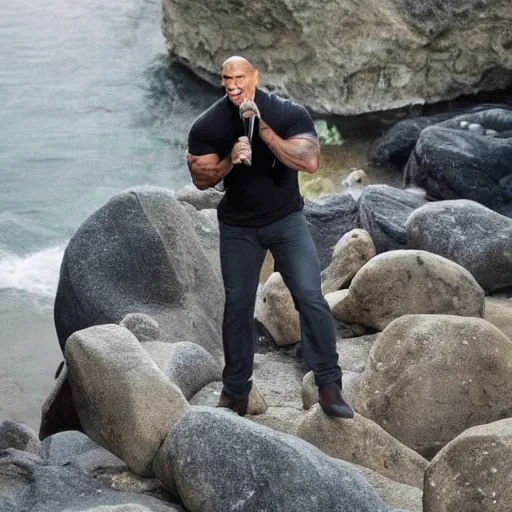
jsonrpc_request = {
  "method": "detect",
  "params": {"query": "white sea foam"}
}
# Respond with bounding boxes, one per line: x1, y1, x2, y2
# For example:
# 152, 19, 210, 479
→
0, 246, 65, 297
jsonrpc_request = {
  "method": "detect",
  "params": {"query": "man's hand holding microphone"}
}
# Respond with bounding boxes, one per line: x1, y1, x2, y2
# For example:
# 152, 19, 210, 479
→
231, 99, 260, 167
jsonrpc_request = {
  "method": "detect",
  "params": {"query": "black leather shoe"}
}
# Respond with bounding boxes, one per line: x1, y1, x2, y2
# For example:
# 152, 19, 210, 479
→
318, 382, 354, 419
217, 392, 249, 417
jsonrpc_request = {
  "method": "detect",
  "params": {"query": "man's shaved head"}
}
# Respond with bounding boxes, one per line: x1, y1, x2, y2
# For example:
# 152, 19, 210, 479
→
221, 55, 259, 106
222, 56, 256, 73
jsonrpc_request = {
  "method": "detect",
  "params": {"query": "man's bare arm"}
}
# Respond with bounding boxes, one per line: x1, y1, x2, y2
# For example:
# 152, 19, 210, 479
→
186, 153, 233, 190
187, 137, 251, 190
258, 120, 320, 174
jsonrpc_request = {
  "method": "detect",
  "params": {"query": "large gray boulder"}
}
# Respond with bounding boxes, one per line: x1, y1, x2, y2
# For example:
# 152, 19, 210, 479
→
303, 194, 360, 269
0, 421, 44, 460
42, 430, 98, 466
368, 115, 448, 172
162, 1, 512, 115
321, 229, 376, 294
356, 465, 423, 512
297, 406, 428, 489
41, 431, 172, 502
176, 183, 223, 211
332, 250, 485, 331
358, 185, 427, 254
143, 341, 222, 400
119, 313, 160, 342
424, 418, 512, 512
54, 186, 224, 361
153, 407, 401, 512
406, 200, 512, 292
404, 108, 512, 216
0, 449, 181, 512
368, 106, 495, 172
65, 324, 189, 477
180, 204, 221, 276
254, 272, 300, 347
355, 315, 512, 459
485, 297, 512, 341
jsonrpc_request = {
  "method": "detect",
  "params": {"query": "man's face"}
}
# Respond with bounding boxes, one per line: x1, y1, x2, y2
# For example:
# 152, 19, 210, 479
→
222, 61, 259, 107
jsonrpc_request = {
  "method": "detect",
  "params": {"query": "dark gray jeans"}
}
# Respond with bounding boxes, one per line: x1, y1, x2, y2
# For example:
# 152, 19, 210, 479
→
220, 210, 342, 399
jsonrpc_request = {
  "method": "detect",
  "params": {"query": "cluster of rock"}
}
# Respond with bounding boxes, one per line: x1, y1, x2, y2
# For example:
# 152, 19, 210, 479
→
161, 0, 512, 116
3, 141, 512, 512
370, 105, 512, 217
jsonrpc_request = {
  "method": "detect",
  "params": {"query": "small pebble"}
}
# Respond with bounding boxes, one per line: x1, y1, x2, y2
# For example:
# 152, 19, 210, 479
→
468, 123, 484, 133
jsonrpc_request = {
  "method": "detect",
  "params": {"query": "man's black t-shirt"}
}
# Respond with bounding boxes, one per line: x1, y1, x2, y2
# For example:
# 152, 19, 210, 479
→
188, 89, 317, 227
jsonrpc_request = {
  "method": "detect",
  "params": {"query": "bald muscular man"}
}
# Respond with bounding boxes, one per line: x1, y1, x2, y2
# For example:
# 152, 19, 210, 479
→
187, 56, 353, 419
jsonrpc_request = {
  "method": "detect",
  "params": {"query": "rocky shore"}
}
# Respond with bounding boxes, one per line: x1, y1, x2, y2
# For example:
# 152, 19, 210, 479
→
2, 105, 512, 512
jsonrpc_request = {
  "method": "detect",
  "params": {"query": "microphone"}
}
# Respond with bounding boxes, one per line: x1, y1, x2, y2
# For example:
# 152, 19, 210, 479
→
243, 114, 256, 144
241, 114, 257, 167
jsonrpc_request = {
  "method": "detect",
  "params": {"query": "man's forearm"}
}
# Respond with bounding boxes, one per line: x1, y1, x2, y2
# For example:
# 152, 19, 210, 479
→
258, 119, 319, 174
187, 154, 233, 190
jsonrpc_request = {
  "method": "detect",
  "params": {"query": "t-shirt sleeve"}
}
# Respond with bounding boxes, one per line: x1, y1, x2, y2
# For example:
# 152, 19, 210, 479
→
281, 102, 318, 140
187, 119, 217, 156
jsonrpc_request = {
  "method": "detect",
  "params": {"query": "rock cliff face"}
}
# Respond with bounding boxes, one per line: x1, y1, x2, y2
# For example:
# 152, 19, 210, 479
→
161, 0, 512, 115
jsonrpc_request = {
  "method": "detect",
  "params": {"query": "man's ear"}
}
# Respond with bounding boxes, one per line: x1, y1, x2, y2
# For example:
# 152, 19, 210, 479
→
254, 69, 259, 87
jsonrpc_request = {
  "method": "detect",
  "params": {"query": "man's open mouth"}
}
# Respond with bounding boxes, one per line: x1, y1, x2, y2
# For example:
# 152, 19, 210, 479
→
229, 89, 242, 100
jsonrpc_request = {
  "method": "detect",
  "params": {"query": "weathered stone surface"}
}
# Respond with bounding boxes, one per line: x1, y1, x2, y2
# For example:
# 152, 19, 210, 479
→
369, 116, 440, 172
356, 464, 423, 512
355, 315, 512, 459
424, 418, 512, 512
358, 185, 427, 254
143, 340, 223, 402
406, 199, 512, 292
254, 272, 300, 346
303, 194, 360, 269
54, 186, 224, 361
337, 334, 377, 373
42, 430, 98, 466
153, 407, 398, 512
140, 341, 177, 371
302, 370, 361, 411
0, 421, 44, 460
0, 449, 181, 512
249, 406, 307, 437
162, 1, 512, 115
120, 313, 160, 342
66, 324, 189, 476
404, 108, 512, 216
332, 250, 485, 331
485, 297, 512, 340
322, 229, 375, 294
325, 289, 348, 311
253, 351, 305, 409
39, 363, 83, 441
176, 183, 223, 210
298, 406, 427, 488
162, 341, 222, 400
42, 431, 172, 502
83, 506, 154, 512
180, 204, 221, 276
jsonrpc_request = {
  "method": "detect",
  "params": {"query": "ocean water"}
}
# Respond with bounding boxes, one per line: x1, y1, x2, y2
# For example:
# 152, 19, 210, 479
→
0, 0, 220, 427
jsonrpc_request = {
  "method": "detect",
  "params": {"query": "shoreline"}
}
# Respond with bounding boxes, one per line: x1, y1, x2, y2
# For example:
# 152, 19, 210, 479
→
0, 291, 61, 432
